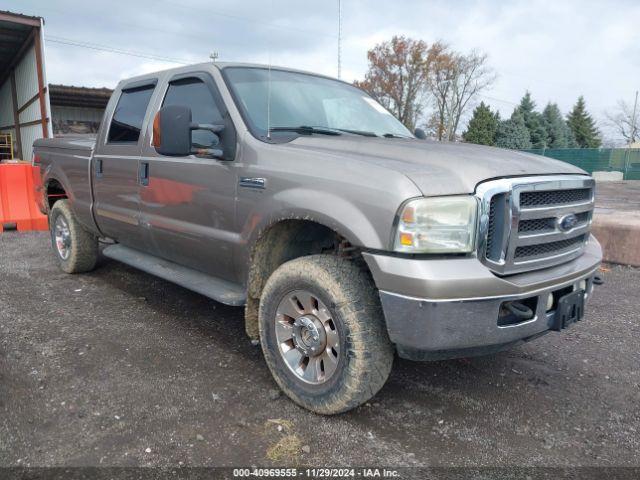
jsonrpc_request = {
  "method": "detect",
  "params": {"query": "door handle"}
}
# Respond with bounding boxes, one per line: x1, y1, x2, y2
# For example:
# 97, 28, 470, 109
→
139, 161, 149, 186
95, 158, 103, 178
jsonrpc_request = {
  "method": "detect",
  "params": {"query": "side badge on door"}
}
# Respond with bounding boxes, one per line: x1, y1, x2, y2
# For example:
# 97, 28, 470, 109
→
239, 177, 266, 190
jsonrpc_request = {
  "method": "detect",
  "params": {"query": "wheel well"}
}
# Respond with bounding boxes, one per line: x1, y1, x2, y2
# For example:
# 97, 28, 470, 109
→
46, 179, 67, 210
244, 219, 362, 339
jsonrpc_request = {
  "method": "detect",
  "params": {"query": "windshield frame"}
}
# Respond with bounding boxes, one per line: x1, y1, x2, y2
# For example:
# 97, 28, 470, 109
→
219, 65, 414, 143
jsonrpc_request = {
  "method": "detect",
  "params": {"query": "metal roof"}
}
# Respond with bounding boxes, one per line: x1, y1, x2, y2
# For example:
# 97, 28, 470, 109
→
49, 84, 113, 108
0, 10, 42, 24
0, 10, 43, 84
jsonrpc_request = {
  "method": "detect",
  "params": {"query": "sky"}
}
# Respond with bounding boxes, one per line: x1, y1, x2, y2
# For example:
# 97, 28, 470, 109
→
6, 0, 640, 142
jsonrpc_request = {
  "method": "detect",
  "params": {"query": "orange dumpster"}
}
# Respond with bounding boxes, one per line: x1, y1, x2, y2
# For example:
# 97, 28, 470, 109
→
0, 162, 49, 232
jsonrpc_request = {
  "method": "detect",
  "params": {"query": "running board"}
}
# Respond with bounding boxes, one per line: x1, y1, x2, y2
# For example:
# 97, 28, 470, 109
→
102, 244, 246, 306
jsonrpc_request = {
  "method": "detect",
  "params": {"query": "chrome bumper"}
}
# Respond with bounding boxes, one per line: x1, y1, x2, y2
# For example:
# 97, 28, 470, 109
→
363, 236, 602, 361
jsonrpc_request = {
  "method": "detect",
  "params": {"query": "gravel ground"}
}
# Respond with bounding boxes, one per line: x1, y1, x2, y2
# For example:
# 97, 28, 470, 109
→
0, 232, 638, 468
595, 181, 640, 214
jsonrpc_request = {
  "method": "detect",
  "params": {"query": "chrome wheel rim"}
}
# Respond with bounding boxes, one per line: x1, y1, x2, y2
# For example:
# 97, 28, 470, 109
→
54, 215, 71, 260
275, 290, 340, 385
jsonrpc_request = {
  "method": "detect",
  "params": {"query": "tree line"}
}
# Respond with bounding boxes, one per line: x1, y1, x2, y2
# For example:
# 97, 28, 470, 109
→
355, 35, 604, 149
463, 94, 601, 149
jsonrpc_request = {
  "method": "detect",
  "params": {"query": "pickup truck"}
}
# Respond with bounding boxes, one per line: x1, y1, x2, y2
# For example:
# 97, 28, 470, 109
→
34, 62, 602, 414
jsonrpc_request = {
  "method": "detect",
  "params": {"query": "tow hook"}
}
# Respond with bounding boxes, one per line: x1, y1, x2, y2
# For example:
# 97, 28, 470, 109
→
593, 275, 604, 286
504, 301, 535, 320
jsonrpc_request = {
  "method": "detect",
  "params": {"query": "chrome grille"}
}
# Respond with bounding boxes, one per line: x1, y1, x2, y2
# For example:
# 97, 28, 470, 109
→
476, 176, 595, 275
520, 188, 591, 207
514, 234, 587, 259
518, 211, 589, 234
485, 194, 500, 260
518, 217, 556, 233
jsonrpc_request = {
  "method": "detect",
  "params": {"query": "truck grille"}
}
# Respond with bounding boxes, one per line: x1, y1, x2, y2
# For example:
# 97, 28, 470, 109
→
477, 176, 595, 275
485, 194, 502, 260
518, 212, 589, 234
514, 234, 587, 259
519, 188, 591, 207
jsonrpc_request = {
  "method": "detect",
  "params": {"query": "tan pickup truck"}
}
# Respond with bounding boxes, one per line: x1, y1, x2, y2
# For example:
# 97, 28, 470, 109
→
34, 62, 602, 414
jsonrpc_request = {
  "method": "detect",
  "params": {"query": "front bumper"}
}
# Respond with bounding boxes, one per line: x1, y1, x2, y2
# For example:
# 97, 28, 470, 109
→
363, 235, 602, 360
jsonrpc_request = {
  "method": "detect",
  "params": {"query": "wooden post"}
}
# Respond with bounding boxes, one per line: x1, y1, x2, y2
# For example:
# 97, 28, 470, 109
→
10, 70, 23, 160
33, 26, 48, 139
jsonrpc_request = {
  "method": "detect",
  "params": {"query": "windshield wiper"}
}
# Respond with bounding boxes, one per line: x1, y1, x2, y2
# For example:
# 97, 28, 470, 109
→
270, 125, 386, 138
382, 133, 412, 138
269, 126, 342, 136
332, 128, 378, 137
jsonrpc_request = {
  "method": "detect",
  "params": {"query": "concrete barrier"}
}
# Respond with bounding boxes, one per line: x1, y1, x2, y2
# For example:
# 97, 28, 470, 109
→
593, 171, 624, 182
592, 212, 640, 267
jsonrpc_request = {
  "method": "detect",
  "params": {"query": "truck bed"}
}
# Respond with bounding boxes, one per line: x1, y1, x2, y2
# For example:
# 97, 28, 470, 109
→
33, 136, 98, 233
34, 136, 96, 153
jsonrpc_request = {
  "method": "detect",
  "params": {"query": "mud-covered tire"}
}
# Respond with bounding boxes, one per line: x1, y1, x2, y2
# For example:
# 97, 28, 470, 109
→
259, 254, 394, 414
49, 200, 98, 273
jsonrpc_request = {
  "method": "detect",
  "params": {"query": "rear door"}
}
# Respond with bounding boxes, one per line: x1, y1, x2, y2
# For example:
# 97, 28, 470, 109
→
93, 80, 157, 249
138, 72, 239, 281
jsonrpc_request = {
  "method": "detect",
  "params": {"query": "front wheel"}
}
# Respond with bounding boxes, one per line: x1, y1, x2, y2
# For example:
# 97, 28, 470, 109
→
49, 200, 98, 273
259, 255, 394, 414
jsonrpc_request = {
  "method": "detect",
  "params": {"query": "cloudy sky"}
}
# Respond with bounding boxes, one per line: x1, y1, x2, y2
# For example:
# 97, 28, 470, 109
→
7, 0, 640, 141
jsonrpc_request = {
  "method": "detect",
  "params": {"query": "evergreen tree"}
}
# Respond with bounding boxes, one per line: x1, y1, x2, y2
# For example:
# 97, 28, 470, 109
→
542, 103, 571, 148
565, 125, 578, 148
495, 110, 532, 149
566, 96, 601, 148
515, 92, 547, 148
462, 102, 499, 145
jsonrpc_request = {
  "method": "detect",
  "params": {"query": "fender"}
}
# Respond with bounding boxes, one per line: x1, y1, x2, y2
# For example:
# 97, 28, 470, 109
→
42, 161, 101, 236
42, 164, 74, 210
243, 188, 383, 251
233, 185, 416, 287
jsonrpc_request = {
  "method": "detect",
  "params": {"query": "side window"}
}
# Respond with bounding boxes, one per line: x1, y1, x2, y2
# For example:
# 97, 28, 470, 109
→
108, 85, 155, 143
162, 78, 222, 148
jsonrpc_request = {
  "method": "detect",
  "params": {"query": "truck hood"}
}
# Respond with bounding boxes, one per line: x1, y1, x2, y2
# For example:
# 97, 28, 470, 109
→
285, 136, 586, 196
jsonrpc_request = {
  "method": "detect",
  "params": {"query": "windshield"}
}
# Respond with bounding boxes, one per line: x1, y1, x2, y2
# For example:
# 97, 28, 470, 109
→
223, 67, 413, 140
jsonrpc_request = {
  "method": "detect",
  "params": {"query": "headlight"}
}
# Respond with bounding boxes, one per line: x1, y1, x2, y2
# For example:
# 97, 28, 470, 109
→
393, 196, 478, 253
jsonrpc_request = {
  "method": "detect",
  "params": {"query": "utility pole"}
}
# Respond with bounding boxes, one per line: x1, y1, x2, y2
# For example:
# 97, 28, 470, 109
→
337, 0, 342, 79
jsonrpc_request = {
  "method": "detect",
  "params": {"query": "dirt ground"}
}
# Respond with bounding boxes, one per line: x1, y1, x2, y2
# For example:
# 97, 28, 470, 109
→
0, 232, 638, 468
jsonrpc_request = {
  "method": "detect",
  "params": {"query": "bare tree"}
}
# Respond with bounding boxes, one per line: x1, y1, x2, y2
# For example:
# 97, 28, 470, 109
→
355, 37, 495, 139
354, 36, 442, 130
605, 93, 639, 145
428, 50, 496, 141
426, 43, 456, 140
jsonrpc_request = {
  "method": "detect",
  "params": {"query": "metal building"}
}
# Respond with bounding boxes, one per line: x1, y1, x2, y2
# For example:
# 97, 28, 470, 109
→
0, 11, 52, 162
49, 84, 112, 136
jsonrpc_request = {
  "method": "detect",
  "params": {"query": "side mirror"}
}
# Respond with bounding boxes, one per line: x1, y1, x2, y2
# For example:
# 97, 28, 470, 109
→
414, 128, 427, 140
152, 105, 225, 157
153, 105, 192, 156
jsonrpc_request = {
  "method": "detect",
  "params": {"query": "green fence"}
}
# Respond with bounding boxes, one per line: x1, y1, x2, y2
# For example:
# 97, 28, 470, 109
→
521, 148, 640, 180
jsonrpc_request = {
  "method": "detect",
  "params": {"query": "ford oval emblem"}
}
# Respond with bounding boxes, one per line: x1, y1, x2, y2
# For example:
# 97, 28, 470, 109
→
558, 214, 578, 231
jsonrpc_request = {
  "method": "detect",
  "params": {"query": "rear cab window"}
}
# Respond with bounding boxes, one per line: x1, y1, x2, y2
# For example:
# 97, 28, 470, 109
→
108, 85, 155, 143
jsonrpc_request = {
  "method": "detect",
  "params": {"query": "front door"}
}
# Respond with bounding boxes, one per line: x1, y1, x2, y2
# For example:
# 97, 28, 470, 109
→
138, 72, 238, 281
93, 81, 157, 250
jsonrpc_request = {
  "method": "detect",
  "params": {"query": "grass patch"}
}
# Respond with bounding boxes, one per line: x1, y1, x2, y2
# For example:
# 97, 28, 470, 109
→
265, 434, 302, 463
264, 418, 303, 464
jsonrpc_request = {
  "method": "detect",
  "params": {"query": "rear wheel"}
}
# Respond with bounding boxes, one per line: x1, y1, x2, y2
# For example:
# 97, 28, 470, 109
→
259, 254, 394, 414
49, 200, 98, 273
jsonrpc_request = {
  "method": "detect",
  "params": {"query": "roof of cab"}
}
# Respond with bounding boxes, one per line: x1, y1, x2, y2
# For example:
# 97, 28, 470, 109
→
114, 62, 345, 90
